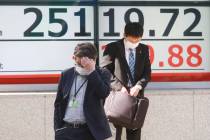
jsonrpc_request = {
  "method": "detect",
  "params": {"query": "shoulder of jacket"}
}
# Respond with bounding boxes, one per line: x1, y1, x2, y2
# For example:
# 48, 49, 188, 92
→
139, 43, 147, 47
107, 39, 123, 48
96, 66, 111, 75
139, 43, 149, 51
107, 40, 118, 46
61, 67, 74, 75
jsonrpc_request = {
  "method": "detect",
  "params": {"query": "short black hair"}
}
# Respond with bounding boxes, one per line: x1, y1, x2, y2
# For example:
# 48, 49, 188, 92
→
124, 22, 144, 37
74, 42, 97, 60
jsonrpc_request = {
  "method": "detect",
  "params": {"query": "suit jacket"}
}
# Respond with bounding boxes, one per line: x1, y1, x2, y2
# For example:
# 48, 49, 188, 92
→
103, 39, 151, 97
54, 67, 112, 140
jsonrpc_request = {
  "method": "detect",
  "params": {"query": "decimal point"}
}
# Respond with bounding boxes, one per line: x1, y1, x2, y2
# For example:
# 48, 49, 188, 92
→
149, 30, 155, 37
159, 61, 164, 67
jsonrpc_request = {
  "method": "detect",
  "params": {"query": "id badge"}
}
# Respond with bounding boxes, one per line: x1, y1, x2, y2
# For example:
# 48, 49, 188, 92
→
69, 100, 74, 107
69, 99, 79, 108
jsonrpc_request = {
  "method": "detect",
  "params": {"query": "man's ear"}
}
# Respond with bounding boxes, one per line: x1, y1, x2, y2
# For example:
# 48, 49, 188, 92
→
93, 58, 97, 62
123, 33, 126, 38
72, 55, 75, 60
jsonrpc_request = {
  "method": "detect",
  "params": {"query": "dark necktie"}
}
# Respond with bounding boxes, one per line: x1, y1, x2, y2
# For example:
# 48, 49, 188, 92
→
129, 48, 135, 80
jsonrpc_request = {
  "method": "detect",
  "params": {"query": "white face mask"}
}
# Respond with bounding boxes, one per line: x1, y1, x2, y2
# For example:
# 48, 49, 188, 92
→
75, 64, 90, 76
124, 40, 140, 49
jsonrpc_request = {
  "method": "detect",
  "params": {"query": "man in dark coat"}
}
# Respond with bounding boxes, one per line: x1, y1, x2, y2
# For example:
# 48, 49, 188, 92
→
54, 42, 112, 140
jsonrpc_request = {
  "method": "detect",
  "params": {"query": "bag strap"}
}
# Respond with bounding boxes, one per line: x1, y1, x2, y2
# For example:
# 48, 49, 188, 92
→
116, 41, 135, 87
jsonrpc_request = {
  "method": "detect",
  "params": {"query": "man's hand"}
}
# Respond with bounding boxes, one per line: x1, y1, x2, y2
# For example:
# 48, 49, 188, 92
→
130, 85, 142, 97
80, 57, 96, 72
120, 86, 129, 94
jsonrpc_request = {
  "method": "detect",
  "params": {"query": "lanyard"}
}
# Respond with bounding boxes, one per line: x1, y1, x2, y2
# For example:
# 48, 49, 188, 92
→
73, 75, 88, 100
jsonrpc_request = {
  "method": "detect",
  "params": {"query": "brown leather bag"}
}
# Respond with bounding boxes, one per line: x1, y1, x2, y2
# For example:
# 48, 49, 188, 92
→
104, 91, 149, 129
104, 60, 149, 129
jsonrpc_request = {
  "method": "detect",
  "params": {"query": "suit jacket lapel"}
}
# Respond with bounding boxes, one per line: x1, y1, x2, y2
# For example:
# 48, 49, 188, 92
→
63, 70, 76, 99
117, 39, 131, 85
134, 45, 143, 82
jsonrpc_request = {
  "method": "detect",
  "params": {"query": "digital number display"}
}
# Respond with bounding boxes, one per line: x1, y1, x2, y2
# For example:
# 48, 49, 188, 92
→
0, 6, 94, 74
98, 6, 210, 73
0, 1, 210, 87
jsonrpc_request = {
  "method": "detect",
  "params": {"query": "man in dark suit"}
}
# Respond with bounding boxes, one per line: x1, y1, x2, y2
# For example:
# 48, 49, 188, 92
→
102, 22, 151, 140
54, 42, 112, 140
